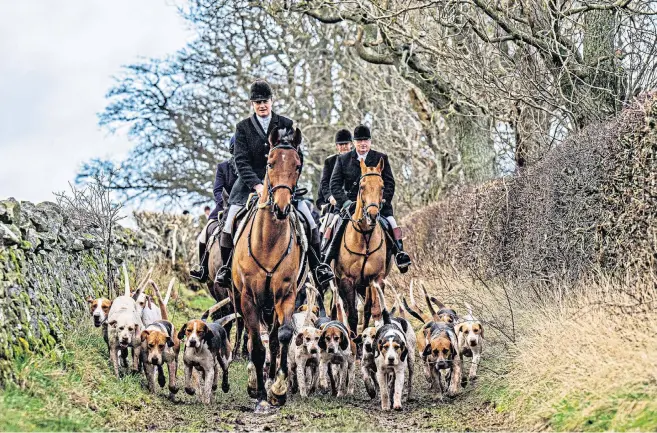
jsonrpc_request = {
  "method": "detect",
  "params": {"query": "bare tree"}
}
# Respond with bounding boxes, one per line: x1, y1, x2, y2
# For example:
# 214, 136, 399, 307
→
54, 170, 125, 298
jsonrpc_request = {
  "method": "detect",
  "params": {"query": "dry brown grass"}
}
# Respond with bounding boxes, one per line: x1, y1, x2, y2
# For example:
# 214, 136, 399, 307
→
388, 258, 657, 430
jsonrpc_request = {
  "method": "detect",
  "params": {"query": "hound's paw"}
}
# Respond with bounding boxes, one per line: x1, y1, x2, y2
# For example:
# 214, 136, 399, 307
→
184, 386, 196, 396
169, 384, 180, 394
393, 404, 403, 411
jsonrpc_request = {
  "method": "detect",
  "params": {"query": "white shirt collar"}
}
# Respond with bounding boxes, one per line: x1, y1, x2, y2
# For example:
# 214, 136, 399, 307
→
356, 151, 369, 161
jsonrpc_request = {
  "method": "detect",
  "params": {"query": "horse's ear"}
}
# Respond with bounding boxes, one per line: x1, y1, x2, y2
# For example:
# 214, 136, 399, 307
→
269, 128, 280, 148
376, 157, 384, 173
293, 127, 302, 148
360, 158, 367, 173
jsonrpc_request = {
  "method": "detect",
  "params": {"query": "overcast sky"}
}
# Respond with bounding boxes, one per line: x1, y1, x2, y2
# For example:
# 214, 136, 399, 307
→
0, 1, 191, 208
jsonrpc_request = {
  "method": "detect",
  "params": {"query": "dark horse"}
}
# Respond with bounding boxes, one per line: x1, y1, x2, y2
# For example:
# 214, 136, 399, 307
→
233, 127, 304, 411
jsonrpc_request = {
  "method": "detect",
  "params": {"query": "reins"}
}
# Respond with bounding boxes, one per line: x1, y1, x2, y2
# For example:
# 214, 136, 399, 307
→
343, 171, 385, 283
248, 141, 300, 301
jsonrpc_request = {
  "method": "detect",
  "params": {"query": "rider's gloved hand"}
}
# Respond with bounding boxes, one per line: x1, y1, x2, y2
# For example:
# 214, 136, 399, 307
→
329, 195, 337, 206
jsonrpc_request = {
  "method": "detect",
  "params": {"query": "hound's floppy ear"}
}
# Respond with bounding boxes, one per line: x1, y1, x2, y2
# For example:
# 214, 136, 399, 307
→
109, 320, 117, 328
269, 128, 280, 147
339, 331, 349, 351
359, 158, 367, 173
376, 156, 384, 172
454, 322, 464, 335
400, 343, 408, 362
203, 325, 215, 342
422, 344, 431, 358
166, 335, 174, 347
318, 329, 327, 350
177, 323, 187, 340
140, 330, 150, 340
295, 331, 305, 347
292, 127, 302, 148
353, 334, 363, 345
480, 325, 485, 341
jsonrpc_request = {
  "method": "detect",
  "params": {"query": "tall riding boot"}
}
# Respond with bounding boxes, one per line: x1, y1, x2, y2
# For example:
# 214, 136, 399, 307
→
308, 227, 335, 289
321, 216, 346, 265
391, 227, 412, 273
215, 232, 234, 287
190, 242, 208, 282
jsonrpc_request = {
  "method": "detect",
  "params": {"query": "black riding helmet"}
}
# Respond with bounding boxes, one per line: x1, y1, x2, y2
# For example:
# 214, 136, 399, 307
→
335, 128, 352, 144
250, 80, 273, 101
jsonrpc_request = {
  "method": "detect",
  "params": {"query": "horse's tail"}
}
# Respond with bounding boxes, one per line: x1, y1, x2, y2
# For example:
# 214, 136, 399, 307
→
373, 282, 391, 326
200, 297, 231, 321
148, 279, 168, 321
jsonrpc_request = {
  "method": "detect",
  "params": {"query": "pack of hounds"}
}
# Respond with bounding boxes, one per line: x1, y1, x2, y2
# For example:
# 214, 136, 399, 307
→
87, 266, 484, 411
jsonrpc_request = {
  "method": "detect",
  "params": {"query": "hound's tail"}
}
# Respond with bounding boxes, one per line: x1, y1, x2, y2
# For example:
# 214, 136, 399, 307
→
464, 302, 474, 317
303, 284, 318, 327
163, 277, 175, 305
373, 283, 391, 326
122, 264, 131, 297
148, 279, 168, 320
215, 313, 241, 328
200, 297, 231, 321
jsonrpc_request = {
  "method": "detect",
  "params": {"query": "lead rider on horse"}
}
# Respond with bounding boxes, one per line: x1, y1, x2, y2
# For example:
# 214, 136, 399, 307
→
323, 124, 412, 273
215, 80, 335, 288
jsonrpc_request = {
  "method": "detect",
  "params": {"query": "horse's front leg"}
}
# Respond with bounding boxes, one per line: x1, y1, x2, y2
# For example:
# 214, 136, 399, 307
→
340, 278, 358, 337
268, 287, 295, 407
242, 293, 267, 406
266, 321, 280, 389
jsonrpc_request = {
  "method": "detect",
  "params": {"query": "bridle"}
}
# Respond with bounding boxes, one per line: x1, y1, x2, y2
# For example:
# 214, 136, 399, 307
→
343, 171, 385, 282
350, 172, 383, 231
258, 143, 301, 218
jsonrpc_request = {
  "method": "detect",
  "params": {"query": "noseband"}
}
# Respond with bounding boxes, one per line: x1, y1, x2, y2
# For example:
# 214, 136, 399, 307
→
260, 143, 300, 216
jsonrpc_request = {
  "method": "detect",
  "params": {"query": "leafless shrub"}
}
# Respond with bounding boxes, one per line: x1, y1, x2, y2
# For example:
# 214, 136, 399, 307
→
54, 171, 125, 297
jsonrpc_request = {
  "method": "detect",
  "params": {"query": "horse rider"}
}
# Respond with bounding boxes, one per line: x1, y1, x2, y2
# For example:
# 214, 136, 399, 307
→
190, 136, 238, 281
318, 129, 353, 249
215, 79, 335, 288
323, 124, 412, 273
317, 129, 353, 209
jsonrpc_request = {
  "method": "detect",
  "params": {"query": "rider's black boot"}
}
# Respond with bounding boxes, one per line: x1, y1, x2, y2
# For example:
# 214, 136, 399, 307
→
391, 227, 411, 273
215, 232, 233, 287
309, 227, 335, 289
321, 216, 345, 265
190, 242, 208, 282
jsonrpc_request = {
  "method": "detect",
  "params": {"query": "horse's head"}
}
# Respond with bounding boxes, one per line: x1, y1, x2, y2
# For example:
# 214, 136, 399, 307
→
266, 127, 302, 219
358, 157, 384, 227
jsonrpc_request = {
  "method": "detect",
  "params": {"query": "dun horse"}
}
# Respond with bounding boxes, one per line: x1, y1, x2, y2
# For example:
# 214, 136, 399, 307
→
233, 127, 304, 411
333, 158, 392, 337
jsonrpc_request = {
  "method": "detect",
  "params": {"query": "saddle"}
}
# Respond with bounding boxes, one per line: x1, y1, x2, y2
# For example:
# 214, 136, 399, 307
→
231, 194, 310, 288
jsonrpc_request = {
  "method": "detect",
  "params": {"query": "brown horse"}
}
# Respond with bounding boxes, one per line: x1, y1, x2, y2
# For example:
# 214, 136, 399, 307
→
233, 127, 303, 411
334, 158, 392, 337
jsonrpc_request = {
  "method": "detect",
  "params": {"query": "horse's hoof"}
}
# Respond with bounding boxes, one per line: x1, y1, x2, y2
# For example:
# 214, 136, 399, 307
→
184, 387, 196, 396
254, 400, 273, 414
247, 386, 259, 399
169, 385, 180, 394
268, 390, 287, 407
